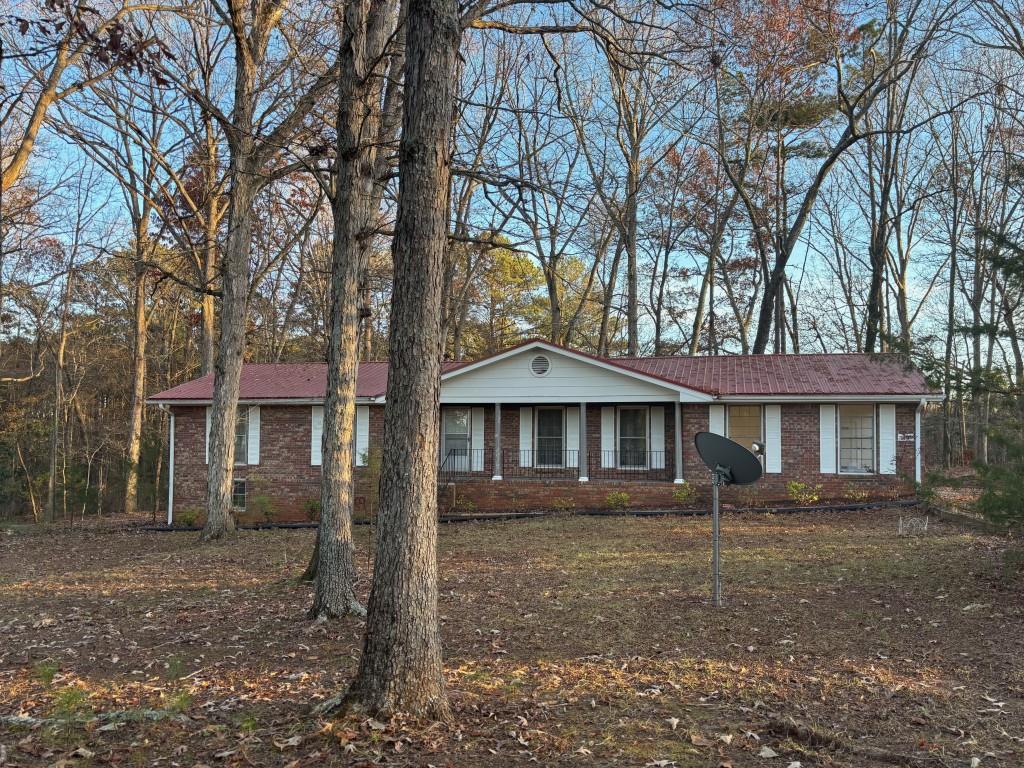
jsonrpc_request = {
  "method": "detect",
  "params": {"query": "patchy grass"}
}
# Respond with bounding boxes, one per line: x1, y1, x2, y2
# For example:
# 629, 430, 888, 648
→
1, 509, 1022, 766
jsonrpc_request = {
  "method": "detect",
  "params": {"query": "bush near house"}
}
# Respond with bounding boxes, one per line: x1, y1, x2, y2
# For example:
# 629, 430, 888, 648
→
977, 424, 1024, 527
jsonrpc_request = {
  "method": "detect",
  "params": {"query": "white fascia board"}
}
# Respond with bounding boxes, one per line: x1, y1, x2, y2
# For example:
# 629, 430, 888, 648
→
439, 393, 678, 404
440, 340, 714, 402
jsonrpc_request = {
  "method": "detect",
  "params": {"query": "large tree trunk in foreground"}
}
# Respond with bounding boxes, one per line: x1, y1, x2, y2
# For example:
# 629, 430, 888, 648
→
310, 0, 396, 620
341, 0, 458, 718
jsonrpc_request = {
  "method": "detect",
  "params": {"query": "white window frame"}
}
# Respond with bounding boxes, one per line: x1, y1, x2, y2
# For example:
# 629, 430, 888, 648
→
838, 404, 876, 475
441, 407, 472, 471
234, 408, 248, 466
726, 404, 764, 460
616, 405, 650, 470
231, 478, 246, 510
534, 406, 566, 468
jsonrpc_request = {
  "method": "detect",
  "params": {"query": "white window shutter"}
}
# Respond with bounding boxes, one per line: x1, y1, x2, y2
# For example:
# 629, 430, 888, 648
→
355, 405, 370, 466
471, 407, 485, 471
879, 403, 896, 474
311, 406, 324, 466
247, 406, 260, 465
205, 406, 211, 464
519, 407, 533, 467
708, 404, 725, 435
819, 404, 836, 473
765, 404, 782, 473
565, 407, 580, 468
600, 407, 616, 468
650, 406, 665, 469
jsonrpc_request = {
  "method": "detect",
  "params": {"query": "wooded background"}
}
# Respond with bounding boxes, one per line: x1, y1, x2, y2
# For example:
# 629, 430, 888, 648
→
1, 0, 1022, 521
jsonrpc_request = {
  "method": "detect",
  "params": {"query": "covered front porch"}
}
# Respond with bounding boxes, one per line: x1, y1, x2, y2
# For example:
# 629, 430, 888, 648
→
438, 401, 683, 484
435, 340, 714, 487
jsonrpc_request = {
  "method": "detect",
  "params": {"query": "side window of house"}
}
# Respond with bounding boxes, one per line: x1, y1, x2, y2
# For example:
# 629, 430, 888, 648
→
232, 478, 246, 509
727, 405, 763, 455
234, 408, 248, 463
839, 404, 875, 473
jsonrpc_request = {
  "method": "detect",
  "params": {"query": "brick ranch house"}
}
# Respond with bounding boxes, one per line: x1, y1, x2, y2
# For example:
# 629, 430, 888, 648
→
148, 340, 942, 523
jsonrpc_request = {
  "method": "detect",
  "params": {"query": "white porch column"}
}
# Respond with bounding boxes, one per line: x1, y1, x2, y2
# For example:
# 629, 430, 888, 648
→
673, 401, 684, 483
579, 401, 589, 481
167, 411, 175, 525
915, 399, 924, 484
492, 403, 503, 480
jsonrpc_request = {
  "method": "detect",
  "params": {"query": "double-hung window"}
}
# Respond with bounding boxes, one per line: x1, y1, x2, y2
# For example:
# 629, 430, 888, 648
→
234, 408, 248, 464
231, 478, 246, 510
618, 407, 648, 469
839, 404, 875, 474
535, 407, 565, 467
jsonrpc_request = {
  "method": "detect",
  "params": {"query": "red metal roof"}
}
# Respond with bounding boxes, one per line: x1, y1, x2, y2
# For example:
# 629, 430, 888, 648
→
614, 353, 934, 397
148, 347, 935, 402
150, 361, 468, 402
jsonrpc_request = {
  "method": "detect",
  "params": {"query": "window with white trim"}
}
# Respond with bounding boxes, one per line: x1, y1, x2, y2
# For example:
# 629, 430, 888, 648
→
234, 408, 248, 464
231, 478, 247, 509
535, 407, 564, 467
728, 405, 763, 456
839, 404, 875, 474
442, 408, 471, 471
618, 406, 648, 468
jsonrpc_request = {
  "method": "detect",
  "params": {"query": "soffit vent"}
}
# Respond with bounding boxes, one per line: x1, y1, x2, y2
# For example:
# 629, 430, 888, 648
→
530, 354, 551, 377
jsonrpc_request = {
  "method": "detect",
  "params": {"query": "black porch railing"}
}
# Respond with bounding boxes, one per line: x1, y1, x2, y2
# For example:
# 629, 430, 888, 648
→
438, 448, 492, 485
440, 448, 674, 482
587, 450, 673, 481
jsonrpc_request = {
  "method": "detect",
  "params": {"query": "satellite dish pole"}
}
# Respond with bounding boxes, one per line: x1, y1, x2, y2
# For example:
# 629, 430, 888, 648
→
695, 432, 762, 608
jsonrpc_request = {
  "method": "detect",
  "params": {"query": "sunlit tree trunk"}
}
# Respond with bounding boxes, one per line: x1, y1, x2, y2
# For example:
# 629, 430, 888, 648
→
343, 0, 458, 718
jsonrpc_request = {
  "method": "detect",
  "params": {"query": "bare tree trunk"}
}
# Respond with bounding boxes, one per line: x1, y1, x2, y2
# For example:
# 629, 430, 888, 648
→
202, 169, 256, 541
123, 232, 149, 517
310, 0, 397, 620
200, 125, 221, 375
45, 265, 74, 523
342, 0, 458, 718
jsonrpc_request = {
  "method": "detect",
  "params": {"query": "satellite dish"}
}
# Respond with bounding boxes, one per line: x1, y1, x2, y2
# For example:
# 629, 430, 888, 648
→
694, 432, 763, 486
693, 431, 763, 608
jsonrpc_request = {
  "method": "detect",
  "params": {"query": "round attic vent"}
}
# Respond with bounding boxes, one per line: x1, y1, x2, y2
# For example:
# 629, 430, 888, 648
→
530, 354, 551, 376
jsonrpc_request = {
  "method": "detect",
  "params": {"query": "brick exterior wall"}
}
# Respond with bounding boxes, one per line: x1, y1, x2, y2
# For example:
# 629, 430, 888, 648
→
170, 401, 918, 523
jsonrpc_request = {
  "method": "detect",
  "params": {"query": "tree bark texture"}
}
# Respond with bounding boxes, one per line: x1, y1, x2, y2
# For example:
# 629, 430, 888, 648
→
310, 0, 397, 620
344, 0, 458, 718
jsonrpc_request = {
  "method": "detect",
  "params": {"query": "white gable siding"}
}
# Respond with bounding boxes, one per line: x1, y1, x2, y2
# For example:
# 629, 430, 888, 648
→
441, 349, 681, 403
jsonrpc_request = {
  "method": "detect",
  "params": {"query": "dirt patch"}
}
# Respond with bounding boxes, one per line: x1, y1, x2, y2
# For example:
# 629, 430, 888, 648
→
1, 509, 1022, 766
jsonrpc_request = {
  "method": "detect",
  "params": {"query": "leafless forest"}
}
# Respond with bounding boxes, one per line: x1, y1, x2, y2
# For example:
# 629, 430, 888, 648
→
2, 0, 1023, 522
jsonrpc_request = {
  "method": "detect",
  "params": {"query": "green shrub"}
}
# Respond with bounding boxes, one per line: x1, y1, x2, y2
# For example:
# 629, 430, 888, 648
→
786, 481, 822, 507
977, 426, 1024, 526
452, 495, 476, 515
303, 497, 322, 522
550, 497, 576, 515
249, 494, 275, 522
842, 483, 870, 503
605, 491, 630, 510
671, 482, 696, 506
177, 508, 200, 527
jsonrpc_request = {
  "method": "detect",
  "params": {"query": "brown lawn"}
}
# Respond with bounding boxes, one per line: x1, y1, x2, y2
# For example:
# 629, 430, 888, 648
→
1, 509, 1022, 767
